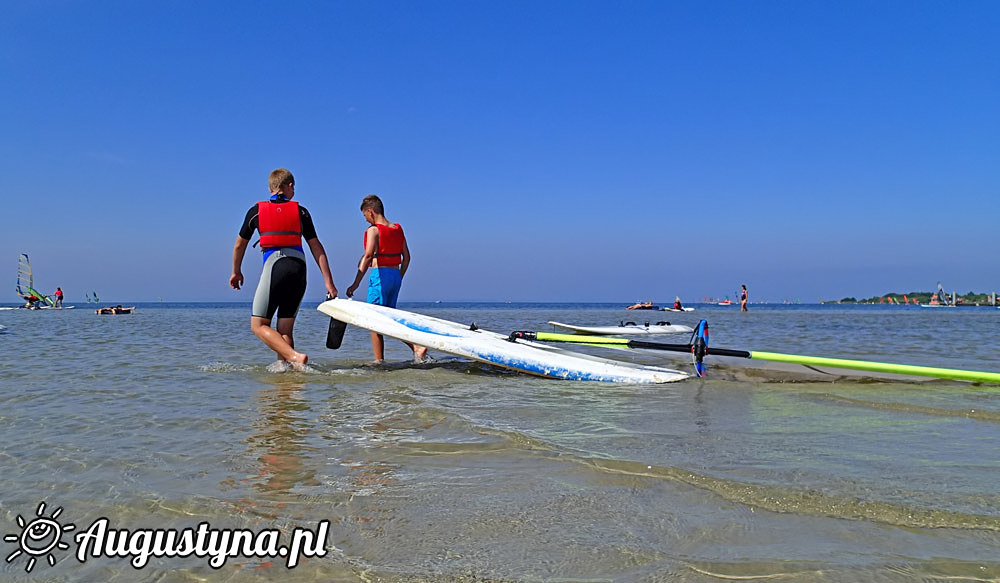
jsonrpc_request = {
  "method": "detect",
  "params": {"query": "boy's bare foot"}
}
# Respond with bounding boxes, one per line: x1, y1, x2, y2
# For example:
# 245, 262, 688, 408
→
268, 360, 291, 373
289, 352, 308, 371
413, 346, 428, 362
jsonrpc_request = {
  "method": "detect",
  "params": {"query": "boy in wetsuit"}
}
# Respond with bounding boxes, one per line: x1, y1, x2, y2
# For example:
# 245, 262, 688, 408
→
345, 194, 426, 363
230, 168, 338, 369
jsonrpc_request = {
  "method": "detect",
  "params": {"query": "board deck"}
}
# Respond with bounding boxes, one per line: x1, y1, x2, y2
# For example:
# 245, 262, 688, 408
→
547, 321, 692, 335
318, 299, 688, 383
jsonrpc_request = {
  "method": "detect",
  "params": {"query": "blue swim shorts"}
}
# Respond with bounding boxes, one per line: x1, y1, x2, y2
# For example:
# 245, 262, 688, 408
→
367, 267, 402, 308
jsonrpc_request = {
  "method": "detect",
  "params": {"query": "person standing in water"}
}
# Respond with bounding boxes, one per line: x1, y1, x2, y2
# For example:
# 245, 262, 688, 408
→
740, 284, 749, 312
230, 168, 338, 370
345, 194, 427, 363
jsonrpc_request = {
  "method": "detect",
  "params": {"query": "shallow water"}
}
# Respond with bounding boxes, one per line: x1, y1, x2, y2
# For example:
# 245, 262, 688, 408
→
0, 302, 998, 581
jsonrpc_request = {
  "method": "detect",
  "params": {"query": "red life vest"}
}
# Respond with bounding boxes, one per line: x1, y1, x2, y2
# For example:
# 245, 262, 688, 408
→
364, 223, 404, 267
257, 201, 302, 248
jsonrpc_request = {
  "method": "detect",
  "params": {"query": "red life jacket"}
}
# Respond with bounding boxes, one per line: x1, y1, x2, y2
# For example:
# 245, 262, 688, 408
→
257, 201, 302, 248
364, 223, 404, 267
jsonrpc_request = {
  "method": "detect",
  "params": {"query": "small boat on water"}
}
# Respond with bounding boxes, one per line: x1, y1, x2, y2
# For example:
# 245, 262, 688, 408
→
96, 305, 135, 315
662, 296, 693, 312
626, 302, 659, 310
921, 283, 956, 308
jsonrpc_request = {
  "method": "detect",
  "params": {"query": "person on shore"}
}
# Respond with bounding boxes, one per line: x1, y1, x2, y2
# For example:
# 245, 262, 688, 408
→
53, 287, 64, 308
740, 284, 749, 312
345, 194, 427, 363
230, 168, 338, 370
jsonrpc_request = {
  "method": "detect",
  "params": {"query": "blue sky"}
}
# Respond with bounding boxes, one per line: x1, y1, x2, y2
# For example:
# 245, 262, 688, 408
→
2, 1, 997, 303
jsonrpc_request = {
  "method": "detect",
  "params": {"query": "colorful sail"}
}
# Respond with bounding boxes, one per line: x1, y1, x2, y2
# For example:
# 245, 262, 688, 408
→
16, 253, 32, 298
15, 254, 54, 306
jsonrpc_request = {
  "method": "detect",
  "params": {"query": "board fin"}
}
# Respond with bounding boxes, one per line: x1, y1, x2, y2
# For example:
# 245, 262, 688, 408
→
325, 294, 347, 349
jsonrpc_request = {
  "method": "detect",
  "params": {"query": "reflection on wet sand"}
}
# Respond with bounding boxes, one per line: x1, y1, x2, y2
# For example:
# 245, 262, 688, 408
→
244, 378, 320, 497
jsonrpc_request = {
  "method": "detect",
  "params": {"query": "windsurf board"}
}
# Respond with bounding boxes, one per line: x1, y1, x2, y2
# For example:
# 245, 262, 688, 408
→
317, 299, 688, 383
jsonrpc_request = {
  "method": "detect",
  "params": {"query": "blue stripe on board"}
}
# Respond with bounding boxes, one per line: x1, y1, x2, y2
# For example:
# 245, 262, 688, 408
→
390, 314, 463, 337
467, 348, 628, 382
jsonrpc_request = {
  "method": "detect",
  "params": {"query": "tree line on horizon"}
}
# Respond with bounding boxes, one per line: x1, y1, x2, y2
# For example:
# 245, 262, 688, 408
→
832, 290, 998, 305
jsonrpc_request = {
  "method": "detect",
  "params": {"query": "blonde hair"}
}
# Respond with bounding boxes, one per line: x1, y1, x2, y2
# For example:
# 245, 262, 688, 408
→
268, 168, 294, 193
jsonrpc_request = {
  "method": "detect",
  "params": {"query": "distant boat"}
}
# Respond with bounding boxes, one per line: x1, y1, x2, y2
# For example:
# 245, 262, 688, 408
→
717, 299, 734, 306
96, 305, 135, 315
921, 283, 956, 308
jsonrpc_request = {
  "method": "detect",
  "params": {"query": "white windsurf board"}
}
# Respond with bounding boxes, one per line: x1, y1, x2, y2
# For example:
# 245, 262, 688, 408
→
318, 299, 688, 383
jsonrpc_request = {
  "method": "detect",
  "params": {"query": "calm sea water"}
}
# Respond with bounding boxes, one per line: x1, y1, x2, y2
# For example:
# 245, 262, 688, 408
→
0, 302, 998, 582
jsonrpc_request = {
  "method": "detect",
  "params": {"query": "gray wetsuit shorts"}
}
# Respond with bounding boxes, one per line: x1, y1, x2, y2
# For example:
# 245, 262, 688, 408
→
252, 248, 307, 320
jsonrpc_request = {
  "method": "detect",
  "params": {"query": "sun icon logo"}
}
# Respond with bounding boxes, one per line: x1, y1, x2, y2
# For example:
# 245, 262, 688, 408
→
3, 502, 76, 573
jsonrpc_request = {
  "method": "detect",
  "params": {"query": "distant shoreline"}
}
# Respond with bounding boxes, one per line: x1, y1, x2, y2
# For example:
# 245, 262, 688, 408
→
821, 290, 999, 306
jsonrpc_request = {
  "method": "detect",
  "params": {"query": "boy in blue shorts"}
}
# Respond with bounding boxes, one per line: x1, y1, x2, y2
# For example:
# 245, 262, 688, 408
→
346, 194, 427, 363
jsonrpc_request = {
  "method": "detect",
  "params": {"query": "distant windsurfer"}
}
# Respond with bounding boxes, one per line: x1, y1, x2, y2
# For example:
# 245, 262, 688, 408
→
673, 296, 683, 311
54, 287, 64, 307
230, 168, 339, 370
